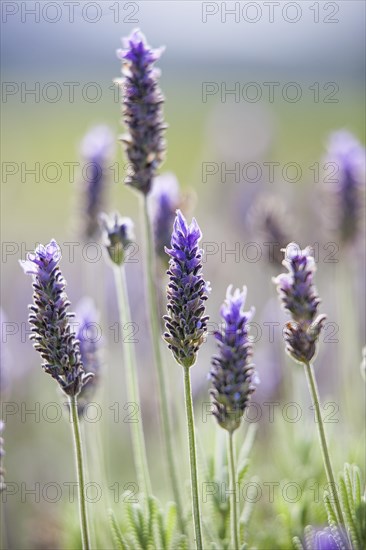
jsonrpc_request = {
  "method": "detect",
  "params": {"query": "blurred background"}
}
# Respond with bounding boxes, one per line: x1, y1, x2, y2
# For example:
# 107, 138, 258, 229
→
1, 1, 365, 548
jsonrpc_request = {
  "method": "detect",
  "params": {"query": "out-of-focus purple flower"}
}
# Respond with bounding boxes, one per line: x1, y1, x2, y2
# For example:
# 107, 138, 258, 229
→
273, 243, 326, 364
300, 526, 344, 550
210, 286, 257, 432
148, 173, 180, 260
116, 29, 166, 195
74, 298, 102, 415
325, 130, 365, 244
164, 210, 209, 368
20, 240, 93, 396
80, 125, 115, 240
100, 212, 135, 266
248, 194, 293, 268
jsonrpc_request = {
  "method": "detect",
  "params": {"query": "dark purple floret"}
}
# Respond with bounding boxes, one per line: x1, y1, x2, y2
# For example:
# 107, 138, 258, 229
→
164, 210, 209, 368
74, 298, 101, 415
80, 126, 114, 240
273, 243, 326, 364
325, 130, 365, 244
116, 29, 167, 195
149, 173, 180, 260
100, 212, 134, 266
20, 240, 93, 396
210, 286, 257, 433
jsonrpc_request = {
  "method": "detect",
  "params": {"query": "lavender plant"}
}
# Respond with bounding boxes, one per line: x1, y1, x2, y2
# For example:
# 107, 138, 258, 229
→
116, 29, 184, 532
20, 239, 92, 549
209, 286, 257, 550
164, 210, 210, 549
273, 243, 346, 532
100, 212, 151, 497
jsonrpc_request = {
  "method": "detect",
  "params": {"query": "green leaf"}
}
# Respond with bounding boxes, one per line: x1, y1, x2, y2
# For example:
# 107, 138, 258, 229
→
108, 508, 129, 550
292, 535, 304, 550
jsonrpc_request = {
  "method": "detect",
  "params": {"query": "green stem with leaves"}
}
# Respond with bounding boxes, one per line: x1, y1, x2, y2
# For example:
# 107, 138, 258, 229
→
141, 195, 186, 533
228, 431, 239, 550
69, 395, 91, 550
304, 361, 345, 526
183, 366, 203, 550
113, 265, 152, 497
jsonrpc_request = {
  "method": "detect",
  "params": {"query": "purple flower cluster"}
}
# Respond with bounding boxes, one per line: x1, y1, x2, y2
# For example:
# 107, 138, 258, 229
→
273, 243, 326, 364
210, 286, 257, 432
100, 212, 134, 266
149, 173, 181, 260
116, 29, 166, 195
74, 298, 101, 415
20, 240, 93, 396
164, 210, 209, 368
325, 130, 365, 244
80, 125, 114, 240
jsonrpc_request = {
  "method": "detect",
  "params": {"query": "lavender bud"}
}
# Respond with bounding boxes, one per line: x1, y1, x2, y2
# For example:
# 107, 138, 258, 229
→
100, 212, 134, 266
20, 240, 93, 396
273, 243, 326, 364
325, 130, 365, 245
148, 173, 181, 260
116, 29, 167, 195
74, 298, 102, 415
80, 125, 115, 240
210, 286, 257, 433
164, 210, 209, 368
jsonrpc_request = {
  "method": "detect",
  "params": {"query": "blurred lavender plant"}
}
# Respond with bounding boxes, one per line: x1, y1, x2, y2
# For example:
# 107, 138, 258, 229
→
74, 298, 101, 416
116, 29, 166, 195
273, 243, 326, 364
324, 130, 365, 245
80, 125, 115, 241
20, 240, 93, 396
148, 173, 181, 261
164, 210, 209, 368
20, 239, 92, 548
248, 194, 293, 268
209, 286, 257, 550
294, 526, 344, 550
210, 286, 257, 433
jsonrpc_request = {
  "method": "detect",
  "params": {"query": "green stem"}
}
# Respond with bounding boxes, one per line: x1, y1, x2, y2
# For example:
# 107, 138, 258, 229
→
142, 196, 186, 533
113, 265, 152, 496
69, 395, 91, 550
183, 366, 203, 550
304, 362, 345, 526
228, 431, 239, 550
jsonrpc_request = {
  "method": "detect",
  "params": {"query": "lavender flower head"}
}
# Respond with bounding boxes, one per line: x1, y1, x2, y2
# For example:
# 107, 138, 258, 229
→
325, 130, 365, 244
20, 240, 93, 396
100, 212, 134, 266
116, 29, 166, 195
210, 286, 257, 433
80, 125, 115, 240
164, 210, 209, 368
74, 298, 102, 415
273, 243, 326, 364
148, 173, 180, 260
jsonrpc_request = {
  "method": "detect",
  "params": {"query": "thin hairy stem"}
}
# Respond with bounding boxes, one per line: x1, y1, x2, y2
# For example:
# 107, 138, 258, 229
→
228, 431, 239, 550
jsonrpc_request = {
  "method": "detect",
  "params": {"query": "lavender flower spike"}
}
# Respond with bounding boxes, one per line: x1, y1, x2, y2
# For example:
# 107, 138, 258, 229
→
210, 286, 257, 433
164, 210, 209, 368
80, 125, 114, 240
116, 29, 167, 195
148, 173, 180, 260
20, 240, 93, 396
273, 243, 326, 364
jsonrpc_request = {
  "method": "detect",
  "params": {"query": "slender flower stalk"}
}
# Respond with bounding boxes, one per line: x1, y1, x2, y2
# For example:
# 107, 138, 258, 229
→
116, 30, 185, 531
210, 286, 258, 550
273, 243, 345, 528
164, 210, 210, 550
100, 213, 151, 496
20, 240, 92, 549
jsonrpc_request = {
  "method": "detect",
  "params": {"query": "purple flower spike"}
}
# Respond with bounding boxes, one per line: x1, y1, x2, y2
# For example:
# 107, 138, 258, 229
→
20, 240, 93, 396
149, 173, 181, 260
273, 243, 326, 364
80, 125, 114, 240
210, 286, 257, 433
164, 210, 209, 368
325, 130, 365, 244
116, 29, 167, 195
